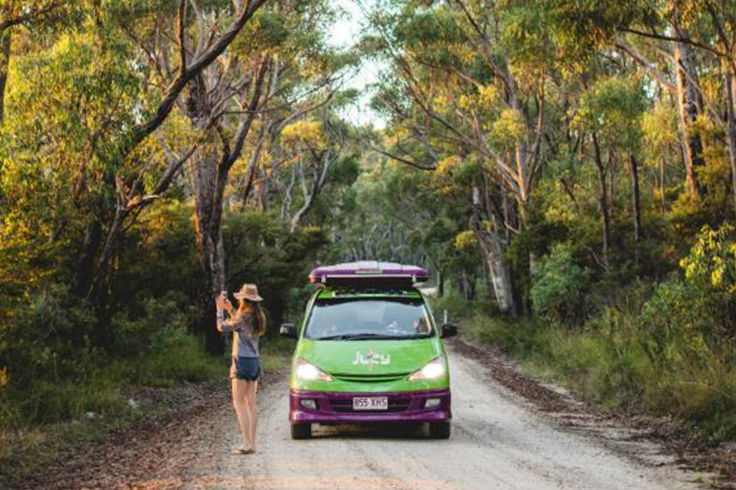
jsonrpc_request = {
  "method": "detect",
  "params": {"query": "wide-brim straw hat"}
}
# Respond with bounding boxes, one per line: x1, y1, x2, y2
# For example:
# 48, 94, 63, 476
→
234, 283, 263, 302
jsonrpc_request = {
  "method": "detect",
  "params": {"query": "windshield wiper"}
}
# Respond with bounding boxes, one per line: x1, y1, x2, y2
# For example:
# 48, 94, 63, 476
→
384, 333, 432, 339
317, 333, 398, 341
316, 333, 429, 341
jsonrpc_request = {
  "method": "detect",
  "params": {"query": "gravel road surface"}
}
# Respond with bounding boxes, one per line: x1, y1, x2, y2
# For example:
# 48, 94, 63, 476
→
125, 345, 702, 490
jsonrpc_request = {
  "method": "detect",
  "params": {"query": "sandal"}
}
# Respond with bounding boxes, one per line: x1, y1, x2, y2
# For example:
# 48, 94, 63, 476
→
231, 447, 254, 455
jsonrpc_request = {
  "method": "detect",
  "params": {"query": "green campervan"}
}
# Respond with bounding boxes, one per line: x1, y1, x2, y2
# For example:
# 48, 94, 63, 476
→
280, 261, 457, 440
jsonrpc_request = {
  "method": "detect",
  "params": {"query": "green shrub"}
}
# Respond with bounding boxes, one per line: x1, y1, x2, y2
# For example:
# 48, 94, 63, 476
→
430, 289, 469, 322
530, 242, 592, 323
468, 288, 736, 443
0, 283, 98, 394
0, 285, 222, 428
469, 226, 736, 442
465, 314, 549, 359
137, 333, 222, 387
112, 291, 194, 358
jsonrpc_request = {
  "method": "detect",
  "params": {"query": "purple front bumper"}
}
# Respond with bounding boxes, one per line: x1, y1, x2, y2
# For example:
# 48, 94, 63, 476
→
289, 389, 451, 424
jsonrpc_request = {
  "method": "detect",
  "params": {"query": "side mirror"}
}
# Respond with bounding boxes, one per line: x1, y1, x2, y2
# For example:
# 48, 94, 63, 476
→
440, 323, 458, 339
280, 323, 298, 339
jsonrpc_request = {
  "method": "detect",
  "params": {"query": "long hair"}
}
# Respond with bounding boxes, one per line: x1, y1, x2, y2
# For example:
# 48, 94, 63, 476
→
236, 300, 267, 336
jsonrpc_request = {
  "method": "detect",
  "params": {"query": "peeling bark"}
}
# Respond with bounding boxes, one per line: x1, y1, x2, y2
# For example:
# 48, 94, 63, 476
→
674, 40, 705, 196
189, 148, 227, 355
472, 187, 515, 314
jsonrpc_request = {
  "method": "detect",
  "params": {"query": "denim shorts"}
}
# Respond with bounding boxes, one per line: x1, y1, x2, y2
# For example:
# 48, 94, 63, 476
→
230, 356, 261, 381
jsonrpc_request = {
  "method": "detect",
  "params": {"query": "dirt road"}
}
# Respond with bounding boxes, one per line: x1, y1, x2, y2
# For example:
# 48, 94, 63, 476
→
120, 345, 703, 490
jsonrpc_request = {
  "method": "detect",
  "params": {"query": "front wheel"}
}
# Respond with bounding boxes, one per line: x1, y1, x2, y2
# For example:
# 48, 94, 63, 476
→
428, 422, 451, 439
291, 423, 312, 440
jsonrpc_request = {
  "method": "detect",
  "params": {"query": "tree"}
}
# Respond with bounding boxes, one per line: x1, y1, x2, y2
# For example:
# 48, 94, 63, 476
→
574, 77, 646, 269
365, 0, 553, 313
0, 1, 72, 125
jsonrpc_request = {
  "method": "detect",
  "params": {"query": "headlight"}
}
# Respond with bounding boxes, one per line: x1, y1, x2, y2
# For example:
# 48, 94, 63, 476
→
294, 357, 333, 382
408, 357, 446, 381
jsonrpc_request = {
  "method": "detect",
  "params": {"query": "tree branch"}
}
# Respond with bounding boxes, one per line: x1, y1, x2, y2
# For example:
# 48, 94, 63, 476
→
126, 0, 270, 161
0, 1, 62, 33
619, 27, 727, 58
615, 41, 676, 91
367, 145, 437, 171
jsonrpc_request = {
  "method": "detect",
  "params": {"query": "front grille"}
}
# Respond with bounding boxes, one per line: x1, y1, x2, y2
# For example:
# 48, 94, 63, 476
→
329, 397, 412, 413
332, 372, 410, 383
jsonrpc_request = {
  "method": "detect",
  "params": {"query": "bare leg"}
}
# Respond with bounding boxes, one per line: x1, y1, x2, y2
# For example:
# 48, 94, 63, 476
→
232, 378, 251, 448
244, 381, 258, 451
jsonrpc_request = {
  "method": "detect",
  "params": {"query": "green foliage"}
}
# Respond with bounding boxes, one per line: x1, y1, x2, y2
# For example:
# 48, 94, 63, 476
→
111, 292, 194, 358
0, 284, 97, 393
224, 210, 329, 327
490, 109, 528, 149
680, 224, 736, 294
467, 296, 736, 443
467, 230, 736, 443
530, 242, 592, 323
0, 281, 222, 427
236, 10, 292, 55
503, 0, 660, 64
642, 102, 679, 164
394, 7, 465, 56
575, 76, 646, 150
430, 289, 470, 321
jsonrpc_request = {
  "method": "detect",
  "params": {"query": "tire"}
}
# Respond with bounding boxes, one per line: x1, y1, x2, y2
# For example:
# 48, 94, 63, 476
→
428, 422, 451, 439
291, 423, 312, 440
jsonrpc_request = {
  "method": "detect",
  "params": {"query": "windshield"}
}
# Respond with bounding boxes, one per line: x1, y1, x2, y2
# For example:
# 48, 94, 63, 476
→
305, 298, 435, 340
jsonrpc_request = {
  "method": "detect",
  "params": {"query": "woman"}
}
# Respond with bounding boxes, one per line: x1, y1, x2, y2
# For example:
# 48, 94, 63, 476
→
215, 283, 266, 455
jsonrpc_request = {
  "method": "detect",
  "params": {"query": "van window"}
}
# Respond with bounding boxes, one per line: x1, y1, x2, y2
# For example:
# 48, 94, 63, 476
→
305, 299, 435, 340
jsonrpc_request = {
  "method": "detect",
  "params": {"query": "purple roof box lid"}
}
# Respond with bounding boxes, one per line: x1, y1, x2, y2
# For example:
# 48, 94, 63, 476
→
309, 261, 429, 285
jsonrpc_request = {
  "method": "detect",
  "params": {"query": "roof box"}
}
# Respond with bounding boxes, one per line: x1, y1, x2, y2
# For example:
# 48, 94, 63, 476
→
309, 261, 429, 287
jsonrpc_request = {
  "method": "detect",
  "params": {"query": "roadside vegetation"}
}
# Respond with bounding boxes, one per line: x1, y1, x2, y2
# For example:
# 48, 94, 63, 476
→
450, 238, 736, 443
432, 223, 736, 445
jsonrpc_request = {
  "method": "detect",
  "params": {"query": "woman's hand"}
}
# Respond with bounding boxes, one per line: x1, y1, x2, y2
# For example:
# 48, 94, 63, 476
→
215, 295, 233, 313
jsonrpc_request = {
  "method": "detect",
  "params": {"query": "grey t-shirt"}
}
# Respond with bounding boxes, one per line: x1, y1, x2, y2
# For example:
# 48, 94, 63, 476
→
218, 310, 260, 358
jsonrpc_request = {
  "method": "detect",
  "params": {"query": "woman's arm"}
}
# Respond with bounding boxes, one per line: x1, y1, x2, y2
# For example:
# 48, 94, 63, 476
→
220, 314, 250, 332
217, 311, 233, 332
215, 295, 237, 332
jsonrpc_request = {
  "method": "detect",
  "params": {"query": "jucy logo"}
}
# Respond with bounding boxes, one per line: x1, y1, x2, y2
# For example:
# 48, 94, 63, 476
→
352, 350, 391, 368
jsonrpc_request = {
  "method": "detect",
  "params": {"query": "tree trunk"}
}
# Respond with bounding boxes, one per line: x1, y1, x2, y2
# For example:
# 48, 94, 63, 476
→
459, 270, 476, 301
660, 157, 667, 213
475, 225, 515, 313
629, 154, 642, 264
674, 40, 704, 196
472, 187, 515, 314
72, 219, 103, 297
592, 135, 610, 271
190, 149, 227, 356
0, 30, 10, 126
725, 71, 736, 216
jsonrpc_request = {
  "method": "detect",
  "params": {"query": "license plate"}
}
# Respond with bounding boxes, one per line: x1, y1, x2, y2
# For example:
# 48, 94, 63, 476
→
352, 397, 388, 410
